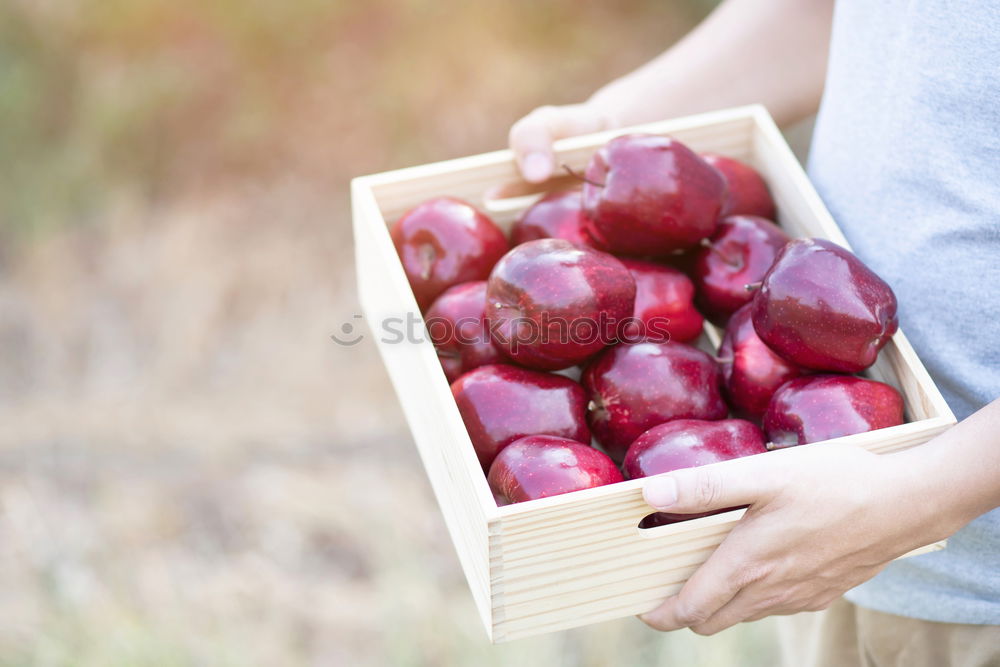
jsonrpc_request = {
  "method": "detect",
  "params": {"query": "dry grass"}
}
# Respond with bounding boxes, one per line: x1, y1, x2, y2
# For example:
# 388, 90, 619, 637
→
0, 1, 787, 664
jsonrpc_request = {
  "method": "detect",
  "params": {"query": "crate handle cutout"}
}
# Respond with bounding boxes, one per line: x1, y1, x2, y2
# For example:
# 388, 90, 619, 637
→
635, 506, 747, 539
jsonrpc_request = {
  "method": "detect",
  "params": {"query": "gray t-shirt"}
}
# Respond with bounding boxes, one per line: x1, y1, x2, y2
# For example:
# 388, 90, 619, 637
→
808, 0, 1000, 623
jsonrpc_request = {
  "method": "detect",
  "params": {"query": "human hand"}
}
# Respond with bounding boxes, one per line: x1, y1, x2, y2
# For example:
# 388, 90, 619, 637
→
637, 443, 960, 635
508, 103, 618, 183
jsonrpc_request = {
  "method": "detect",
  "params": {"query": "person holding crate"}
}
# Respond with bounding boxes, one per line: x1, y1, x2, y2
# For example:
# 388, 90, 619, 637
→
508, 0, 1000, 664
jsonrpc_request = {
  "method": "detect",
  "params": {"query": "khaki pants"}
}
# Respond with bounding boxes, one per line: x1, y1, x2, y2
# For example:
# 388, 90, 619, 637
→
778, 598, 1000, 667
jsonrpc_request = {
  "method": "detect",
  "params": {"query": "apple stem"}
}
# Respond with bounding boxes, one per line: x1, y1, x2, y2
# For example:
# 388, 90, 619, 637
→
713, 355, 733, 365
744, 282, 762, 292
766, 441, 795, 451
561, 163, 605, 188
587, 396, 609, 421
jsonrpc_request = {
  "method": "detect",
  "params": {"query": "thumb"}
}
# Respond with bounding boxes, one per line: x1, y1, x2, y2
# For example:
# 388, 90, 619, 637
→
642, 455, 780, 515
508, 103, 615, 183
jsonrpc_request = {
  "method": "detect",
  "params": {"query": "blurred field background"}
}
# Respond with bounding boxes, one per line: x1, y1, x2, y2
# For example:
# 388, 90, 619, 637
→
0, 1, 795, 665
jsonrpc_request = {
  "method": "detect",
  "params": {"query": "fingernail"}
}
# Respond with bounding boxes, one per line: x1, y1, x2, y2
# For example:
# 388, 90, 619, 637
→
521, 152, 551, 182
644, 476, 678, 509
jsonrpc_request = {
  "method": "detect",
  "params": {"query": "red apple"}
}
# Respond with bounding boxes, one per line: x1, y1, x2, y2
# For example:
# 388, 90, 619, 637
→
582, 134, 726, 256
718, 303, 809, 419
583, 341, 728, 463
391, 197, 509, 310
751, 238, 899, 372
620, 258, 704, 343
510, 189, 602, 249
627, 418, 765, 526
624, 419, 767, 479
424, 281, 504, 383
488, 435, 623, 504
701, 153, 776, 219
693, 215, 790, 324
486, 239, 636, 370
451, 364, 591, 471
763, 375, 905, 448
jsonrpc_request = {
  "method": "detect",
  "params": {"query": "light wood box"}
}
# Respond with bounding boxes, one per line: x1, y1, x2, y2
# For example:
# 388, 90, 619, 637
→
351, 105, 956, 642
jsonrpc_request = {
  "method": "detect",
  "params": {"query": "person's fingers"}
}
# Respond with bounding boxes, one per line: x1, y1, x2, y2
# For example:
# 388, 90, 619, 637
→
509, 108, 557, 183
691, 588, 842, 634
688, 587, 774, 635
508, 104, 614, 182
642, 450, 785, 515
638, 539, 767, 632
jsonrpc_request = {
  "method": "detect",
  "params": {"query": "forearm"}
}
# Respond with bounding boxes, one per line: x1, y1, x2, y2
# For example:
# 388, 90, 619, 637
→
894, 398, 1000, 535
588, 0, 835, 128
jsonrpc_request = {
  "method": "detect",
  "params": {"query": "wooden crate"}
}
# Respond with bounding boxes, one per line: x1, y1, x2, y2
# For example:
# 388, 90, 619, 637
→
350, 105, 956, 642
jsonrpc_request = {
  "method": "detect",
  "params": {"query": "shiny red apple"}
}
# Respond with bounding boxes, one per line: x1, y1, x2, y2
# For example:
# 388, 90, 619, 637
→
510, 189, 602, 249
391, 197, 509, 310
763, 375, 905, 449
702, 153, 776, 219
620, 258, 704, 343
486, 239, 636, 370
582, 134, 726, 256
583, 341, 727, 463
451, 364, 591, 471
627, 418, 765, 525
751, 238, 899, 372
624, 419, 767, 479
693, 215, 790, 324
488, 435, 623, 505
718, 303, 809, 419
424, 281, 503, 383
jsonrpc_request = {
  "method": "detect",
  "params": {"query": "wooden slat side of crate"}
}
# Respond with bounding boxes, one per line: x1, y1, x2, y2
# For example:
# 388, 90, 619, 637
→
486, 417, 953, 641
352, 178, 498, 637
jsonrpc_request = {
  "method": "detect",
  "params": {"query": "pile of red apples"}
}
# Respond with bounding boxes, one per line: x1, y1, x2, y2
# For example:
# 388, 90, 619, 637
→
392, 134, 903, 516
